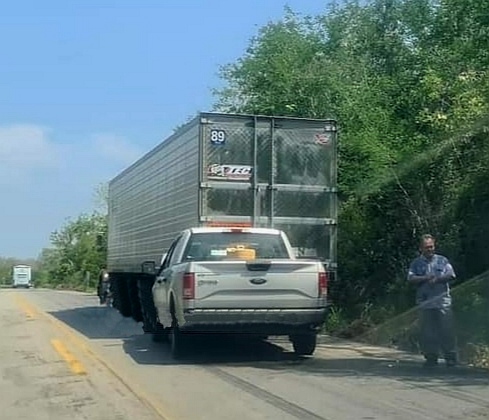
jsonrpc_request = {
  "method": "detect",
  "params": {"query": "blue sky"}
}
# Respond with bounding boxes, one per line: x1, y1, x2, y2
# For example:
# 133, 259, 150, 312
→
0, 1, 328, 258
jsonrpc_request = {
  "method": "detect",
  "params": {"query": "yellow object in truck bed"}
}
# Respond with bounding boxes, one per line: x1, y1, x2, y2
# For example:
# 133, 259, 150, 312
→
226, 245, 256, 260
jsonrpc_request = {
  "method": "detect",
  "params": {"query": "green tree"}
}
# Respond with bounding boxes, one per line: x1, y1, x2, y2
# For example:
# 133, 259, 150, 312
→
37, 212, 107, 290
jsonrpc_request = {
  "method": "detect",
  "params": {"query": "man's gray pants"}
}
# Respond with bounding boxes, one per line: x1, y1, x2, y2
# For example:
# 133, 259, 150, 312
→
419, 307, 457, 361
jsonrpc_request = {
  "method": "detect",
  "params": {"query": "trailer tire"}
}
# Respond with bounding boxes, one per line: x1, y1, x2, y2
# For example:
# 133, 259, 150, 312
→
290, 333, 317, 356
128, 277, 143, 323
112, 275, 132, 318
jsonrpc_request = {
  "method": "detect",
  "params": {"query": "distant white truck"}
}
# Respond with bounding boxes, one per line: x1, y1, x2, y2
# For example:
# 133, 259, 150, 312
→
12, 265, 32, 288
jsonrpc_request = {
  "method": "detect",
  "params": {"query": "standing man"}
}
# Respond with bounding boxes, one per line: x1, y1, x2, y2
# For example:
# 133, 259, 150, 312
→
408, 234, 457, 367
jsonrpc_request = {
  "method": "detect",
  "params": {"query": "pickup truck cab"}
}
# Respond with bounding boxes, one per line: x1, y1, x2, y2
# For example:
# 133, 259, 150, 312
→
151, 227, 328, 358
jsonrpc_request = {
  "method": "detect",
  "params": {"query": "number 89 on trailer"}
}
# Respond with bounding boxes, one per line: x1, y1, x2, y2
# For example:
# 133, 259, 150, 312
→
209, 129, 226, 145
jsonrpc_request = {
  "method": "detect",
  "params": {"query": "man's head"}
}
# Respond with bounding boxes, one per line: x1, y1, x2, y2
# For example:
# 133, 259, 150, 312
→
420, 234, 435, 259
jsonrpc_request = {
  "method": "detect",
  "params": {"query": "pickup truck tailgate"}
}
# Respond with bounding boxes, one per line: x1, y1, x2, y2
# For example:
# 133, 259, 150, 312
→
189, 260, 324, 309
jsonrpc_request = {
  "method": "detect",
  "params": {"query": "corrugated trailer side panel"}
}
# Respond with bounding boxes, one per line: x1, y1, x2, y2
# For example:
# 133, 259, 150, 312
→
108, 120, 200, 273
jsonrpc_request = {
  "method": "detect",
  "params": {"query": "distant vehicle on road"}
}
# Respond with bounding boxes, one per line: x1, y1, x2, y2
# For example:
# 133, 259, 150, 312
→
12, 265, 32, 288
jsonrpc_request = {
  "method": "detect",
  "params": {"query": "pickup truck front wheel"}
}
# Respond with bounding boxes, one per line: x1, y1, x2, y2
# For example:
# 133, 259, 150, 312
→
290, 333, 317, 356
153, 323, 170, 343
170, 320, 188, 359
137, 277, 168, 342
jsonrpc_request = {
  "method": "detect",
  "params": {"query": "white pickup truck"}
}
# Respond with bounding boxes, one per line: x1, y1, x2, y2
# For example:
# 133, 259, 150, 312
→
150, 227, 329, 358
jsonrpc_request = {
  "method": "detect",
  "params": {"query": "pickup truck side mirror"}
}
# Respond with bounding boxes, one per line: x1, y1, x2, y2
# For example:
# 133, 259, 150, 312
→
141, 261, 156, 275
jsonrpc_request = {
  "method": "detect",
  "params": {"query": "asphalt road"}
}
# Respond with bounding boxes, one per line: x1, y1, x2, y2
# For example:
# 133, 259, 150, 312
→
1, 289, 488, 420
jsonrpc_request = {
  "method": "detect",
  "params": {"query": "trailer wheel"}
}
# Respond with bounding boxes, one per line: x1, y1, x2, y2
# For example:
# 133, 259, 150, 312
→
112, 275, 132, 318
128, 277, 143, 323
290, 333, 317, 356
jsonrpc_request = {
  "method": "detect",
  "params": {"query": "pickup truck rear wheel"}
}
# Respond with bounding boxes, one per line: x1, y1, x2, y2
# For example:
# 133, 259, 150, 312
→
290, 333, 317, 356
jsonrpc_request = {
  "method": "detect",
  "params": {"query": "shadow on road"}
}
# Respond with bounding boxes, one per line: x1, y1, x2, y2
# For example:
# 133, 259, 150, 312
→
122, 332, 301, 366
252, 352, 489, 387
49, 305, 489, 388
48, 306, 142, 339
124, 333, 489, 386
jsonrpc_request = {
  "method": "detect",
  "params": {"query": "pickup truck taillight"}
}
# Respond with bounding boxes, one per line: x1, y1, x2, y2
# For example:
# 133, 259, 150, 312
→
183, 272, 195, 300
318, 272, 328, 298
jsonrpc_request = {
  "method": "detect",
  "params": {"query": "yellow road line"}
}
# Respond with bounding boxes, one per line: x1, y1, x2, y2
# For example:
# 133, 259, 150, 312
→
51, 320, 176, 420
12, 294, 175, 420
50, 339, 87, 375
13, 295, 37, 319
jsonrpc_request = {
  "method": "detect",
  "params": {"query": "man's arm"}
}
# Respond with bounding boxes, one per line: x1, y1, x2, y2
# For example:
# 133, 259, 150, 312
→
408, 273, 431, 284
434, 260, 456, 284
407, 260, 431, 285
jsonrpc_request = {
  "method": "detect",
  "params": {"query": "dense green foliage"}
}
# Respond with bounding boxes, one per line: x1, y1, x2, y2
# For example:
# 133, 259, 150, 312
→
214, 0, 489, 354
35, 212, 107, 291
33, 183, 108, 290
